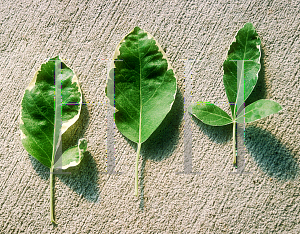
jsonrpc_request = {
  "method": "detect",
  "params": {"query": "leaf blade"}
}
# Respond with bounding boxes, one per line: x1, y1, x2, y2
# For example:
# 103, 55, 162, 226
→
54, 139, 87, 170
223, 22, 261, 116
20, 57, 83, 168
236, 99, 282, 123
107, 27, 177, 143
188, 102, 233, 126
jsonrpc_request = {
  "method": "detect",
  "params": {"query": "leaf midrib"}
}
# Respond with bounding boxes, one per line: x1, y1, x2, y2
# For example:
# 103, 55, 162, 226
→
196, 109, 232, 122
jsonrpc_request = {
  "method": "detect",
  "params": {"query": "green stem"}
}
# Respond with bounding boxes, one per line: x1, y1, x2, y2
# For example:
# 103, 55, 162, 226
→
232, 120, 237, 167
50, 166, 56, 224
135, 143, 142, 197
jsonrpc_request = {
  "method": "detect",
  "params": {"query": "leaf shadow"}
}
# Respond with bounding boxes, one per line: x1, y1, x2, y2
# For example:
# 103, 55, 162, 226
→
245, 126, 299, 181
30, 151, 99, 203
60, 95, 100, 202
245, 46, 267, 106
191, 115, 233, 144
30, 95, 100, 202
141, 89, 183, 209
57, 151, 100, 202
124, 89, 184, 210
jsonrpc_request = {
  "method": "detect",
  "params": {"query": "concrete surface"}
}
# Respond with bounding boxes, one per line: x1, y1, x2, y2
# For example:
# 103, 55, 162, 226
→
0, 0, 300, 233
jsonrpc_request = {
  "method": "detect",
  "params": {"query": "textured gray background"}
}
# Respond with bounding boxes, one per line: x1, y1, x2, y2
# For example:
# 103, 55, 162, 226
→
0, 0, 300, 233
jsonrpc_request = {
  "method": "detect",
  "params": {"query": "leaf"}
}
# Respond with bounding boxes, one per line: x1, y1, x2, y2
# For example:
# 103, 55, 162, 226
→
106, 27, 177, 195
20, 56, 83, 168
223, 22, 261, 117
20, 56, 86, 223
54, 138, 87, 169
236, 99, 282, 124
107, 27, 177, 143
189, 23, 283, 168
188, 102, 232, 126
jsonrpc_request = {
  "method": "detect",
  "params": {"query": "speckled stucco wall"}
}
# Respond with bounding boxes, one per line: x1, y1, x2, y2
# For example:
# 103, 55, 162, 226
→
0, 0, 299, 233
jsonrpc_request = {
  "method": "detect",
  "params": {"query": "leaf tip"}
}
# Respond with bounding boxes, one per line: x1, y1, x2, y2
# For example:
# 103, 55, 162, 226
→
50, 55, 61, 61
244, 22, 254, 27
134, 26, 142, 31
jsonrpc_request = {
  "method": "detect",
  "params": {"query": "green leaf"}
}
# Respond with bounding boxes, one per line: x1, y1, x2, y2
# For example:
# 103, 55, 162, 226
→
188, 102, 233, 126
54, 138, 87, 169
189, 23, 283, 168
107, 27, 177, 143
106, 27, 177, 196
20, 56, 83, 168
20, 56, 85, 223
223, 22, 261, 117
236, 99, 282, 123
